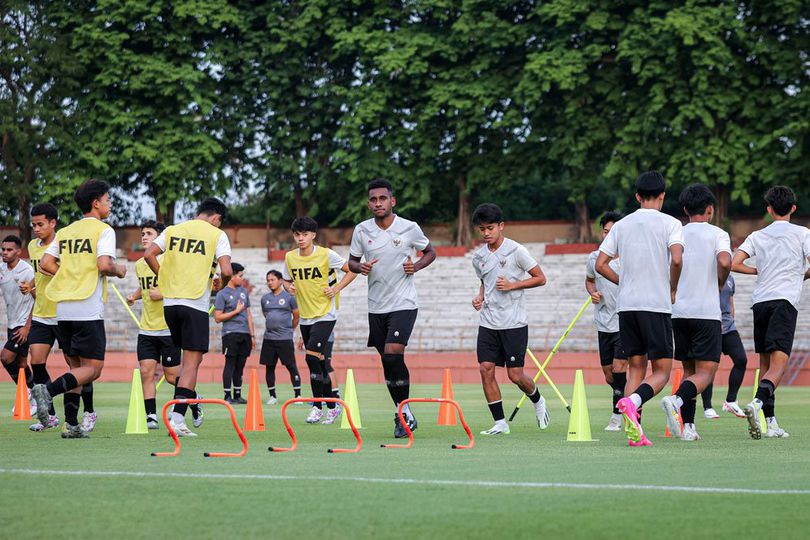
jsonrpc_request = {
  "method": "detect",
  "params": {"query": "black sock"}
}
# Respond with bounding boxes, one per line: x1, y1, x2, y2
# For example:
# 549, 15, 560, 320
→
701, 383, 713, 410
681, 399, 697, 424
24, 366, 33, 388
305, 354, 323, 409
383, 353, 409, 404
754, 379, 775, 403
726, 354, 746, 402
81, 383, 94, 413
32, 363, 50, 385
634, 383, 655, 405
64, 393, 81, 426
294, 386, 301, 398
173, 386, 196, 416
331, 387, 340, 399
488, 400, 505, 422
144, 398, 157, 416
526, 386, 541, 403
611, 372, 626, 414
268, 386, 277, 398
233, 387, 242, 399
763, 393, 775, 418
224, 388, 232, 399
2, 361, 18, 382
46, 373, 79, 397
675, 380, 699, 402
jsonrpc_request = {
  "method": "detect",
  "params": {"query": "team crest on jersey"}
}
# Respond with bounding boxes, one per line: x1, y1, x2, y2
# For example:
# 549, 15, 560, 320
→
392, 238, 401, 247
240, 292, 246, 299
279, 298, 286, 306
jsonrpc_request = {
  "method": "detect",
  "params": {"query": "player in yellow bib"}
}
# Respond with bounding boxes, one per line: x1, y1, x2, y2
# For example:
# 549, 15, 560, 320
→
31, 180, 127, 438
282, 217, 356, 425
144, 197, 232, 436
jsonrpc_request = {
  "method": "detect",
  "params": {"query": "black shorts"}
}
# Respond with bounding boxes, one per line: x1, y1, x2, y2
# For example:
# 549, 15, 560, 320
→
598, 331, 627, 366
164, 305, 209, 353
324, 340, 335, 374
137, 334, 181, 367
28, 320, 66, 350
673, 318, 722, 362
223, 332, 252, 360
752, 300, 798, 356
56, 320, 106, 360
3, 327, 30, 359
476, 326, 528, 368
260, 339, 296, 368
722, 330, 747, 363
619, 311, 673, 360
367, 309, 418, 355
300, 320, 336, 356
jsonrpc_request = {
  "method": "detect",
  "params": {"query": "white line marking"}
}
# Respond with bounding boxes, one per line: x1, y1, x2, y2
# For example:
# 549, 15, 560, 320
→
1, 468, 807, 495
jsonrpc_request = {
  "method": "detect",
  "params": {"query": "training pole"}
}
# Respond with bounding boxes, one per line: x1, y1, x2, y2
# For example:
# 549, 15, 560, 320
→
508, 297, 591, 421
527, 349, 570, 412
111, 283, 142, 329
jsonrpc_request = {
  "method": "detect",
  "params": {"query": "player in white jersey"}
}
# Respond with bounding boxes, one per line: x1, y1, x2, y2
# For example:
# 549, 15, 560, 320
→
597, 171, 684, 447
732, 186, 810, 439
660, 184, 731, 441
470, 204, 548, 435
585, 212, 627, 431
1, 235, 35, 398
348, 179, 437, 438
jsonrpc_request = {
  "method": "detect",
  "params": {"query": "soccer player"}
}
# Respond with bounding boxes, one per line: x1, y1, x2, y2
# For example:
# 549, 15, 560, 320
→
214, 262, 255, 404
283, 217, 356, 425
471, 203, 548, 435
697, 275, 748, 419
260, 269, 300, 404
585, 211, 627, 432
597, 171, 684, 447
348, 179, 437, 438
1, 235, 35, 406
126, 221, 201, 430
144, 197, 232, 437
660, 184, 731, 441
31, 179, 127, 438
732, 186, 810, 439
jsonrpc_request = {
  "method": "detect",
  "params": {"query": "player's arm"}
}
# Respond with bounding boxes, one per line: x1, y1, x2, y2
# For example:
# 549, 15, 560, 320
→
669, 243, 684, 303
282, 279, 296, 294
98, 255, 126, 278
291, 307, 299, 330
716, 251, 732, 289
19, 279, 35, 296
144, 243, 162, 275
126, 288, 143, 305
472, 281, 484, 311
348, 254, 377, 276
39, 253, 59, 276
217, 255, 232, 288
247, 306, 256, 349
412, 242, 436, 273
213, 297, 245, 323
497, 265, 546, 292
14, 309, 33, 344
585, 276, 601, 304
731, 249, 756, 275
325, 262, 357, 297
147, 287, 163, 301
595, 252, 619, 285
730, 295, 735, 319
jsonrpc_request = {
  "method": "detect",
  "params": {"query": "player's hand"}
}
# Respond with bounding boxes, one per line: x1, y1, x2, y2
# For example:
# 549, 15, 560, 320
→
147, 287, 162, 301
496, 276, 512, 291
18, 279, 34, 295
212, 275, 222, 292
472, 295, 484, 311
14, 325, 30, 344
235, 300, 245, 313
590, 291, 602, 304
360, 259, 378, 276
251, 337, 256, 351
126, 293, 136, 305
403, 256, 415, 275
288, 282, 297, 295
296, 337, 304, 351
116, 264, 127, 278
323, 286, 336, 298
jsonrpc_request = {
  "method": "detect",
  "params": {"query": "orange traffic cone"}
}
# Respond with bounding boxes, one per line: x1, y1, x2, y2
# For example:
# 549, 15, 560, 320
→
13, 367, 32, 421
664, 367, 684, 437
243, 367, 265, 431
437, 368, 457, 426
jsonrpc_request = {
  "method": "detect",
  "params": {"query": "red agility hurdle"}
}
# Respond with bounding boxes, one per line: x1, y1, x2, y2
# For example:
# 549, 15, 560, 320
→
381, 398, 475, 450
268, 397, 362, 454
151, 399, 248, 458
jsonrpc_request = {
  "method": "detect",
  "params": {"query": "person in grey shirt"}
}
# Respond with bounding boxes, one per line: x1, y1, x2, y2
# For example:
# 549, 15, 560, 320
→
585, 211, 627, 432
348, 179, 436, 438
260, 269, 300, 404
1, 235, 35, 391
214, 263, 254, 404
470, 204, 548, 436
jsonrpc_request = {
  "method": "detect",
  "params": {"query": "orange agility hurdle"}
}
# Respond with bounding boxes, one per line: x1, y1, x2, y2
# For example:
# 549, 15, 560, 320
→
151, 399, 248, 458
268, 397, 362, 454
381, 398, 474, 450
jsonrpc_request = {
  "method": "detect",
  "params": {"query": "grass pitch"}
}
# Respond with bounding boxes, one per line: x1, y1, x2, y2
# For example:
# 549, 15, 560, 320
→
1, 380, 809, 539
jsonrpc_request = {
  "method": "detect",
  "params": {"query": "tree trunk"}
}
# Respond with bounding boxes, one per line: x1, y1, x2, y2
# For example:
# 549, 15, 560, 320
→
293, 180, 307, 218
155, 200, 176, 225
455, 174, 471, 246
713, 184, 729, 230
574, 199, 590, 243
17, 165, 33, 246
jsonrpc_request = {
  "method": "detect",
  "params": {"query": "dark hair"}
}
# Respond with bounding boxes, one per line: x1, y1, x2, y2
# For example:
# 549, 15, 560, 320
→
231, 262, 245, 274
367, 178, 394, 196
74, 179, 110, 214
267, 269, 282, 279
600, 211, 623, 228
140, 220, 166, 234
764, 186, 796, 217
679, 184, 717, 216
197, 197, 228, 219
635, 171, 666, 200
291, 216, 318, 233
30, 203, 57, 221
2, 235, 22, 247
472, 203, 504, 225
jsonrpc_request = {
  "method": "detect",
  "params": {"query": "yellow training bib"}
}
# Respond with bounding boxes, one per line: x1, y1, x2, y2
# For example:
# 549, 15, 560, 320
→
285, 247, 338, 319
136, 257, 168, 331
45, 218, 109, 303
159, 219, 222, 300
28, 238, 57, 318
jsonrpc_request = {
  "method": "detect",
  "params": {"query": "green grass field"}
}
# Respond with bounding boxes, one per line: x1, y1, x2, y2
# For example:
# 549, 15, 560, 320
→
2, 380, 809, 539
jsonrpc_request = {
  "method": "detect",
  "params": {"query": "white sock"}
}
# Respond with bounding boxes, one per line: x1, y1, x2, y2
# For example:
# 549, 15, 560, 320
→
630, 393, 643, 408
673, 396, 684, 408
401, 403, 413, 420
495, 419, 508, 428
171, 412, 185, 424
611, 412, 622, 420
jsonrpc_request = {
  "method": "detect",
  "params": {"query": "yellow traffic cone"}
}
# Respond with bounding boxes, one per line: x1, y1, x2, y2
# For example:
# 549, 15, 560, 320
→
340, 368, 362, 429
125, 368, 148, 434
752, 368, 768, 431
566, 369, 594, 442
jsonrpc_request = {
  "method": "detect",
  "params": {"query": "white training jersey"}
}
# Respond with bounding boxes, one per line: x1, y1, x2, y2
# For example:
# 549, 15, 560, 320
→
672, 222, 731, 321
0, 259, 35, 328
599, 208, 684, 314
472, 238, 539, 330
737, 221, 810, 310
586, 250, 620, 333
349, 215, 430, 314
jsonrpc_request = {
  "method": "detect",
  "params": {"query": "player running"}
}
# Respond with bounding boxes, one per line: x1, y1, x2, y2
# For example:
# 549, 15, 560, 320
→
348, 179, 437, 438
471, 203, 549, 435
260, 270, 301, 404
